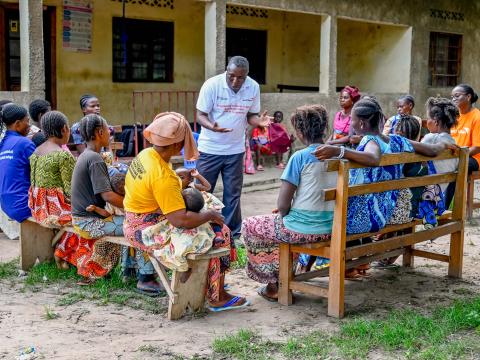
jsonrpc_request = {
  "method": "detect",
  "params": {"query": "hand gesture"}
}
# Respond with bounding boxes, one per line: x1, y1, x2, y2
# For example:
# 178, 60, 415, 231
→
445, 143, 460, 154
212, 122, 233, 133
208, 210, 225, 226
311, 144, 341, 160
258, 110, 273, 128
190, 169, 200, 177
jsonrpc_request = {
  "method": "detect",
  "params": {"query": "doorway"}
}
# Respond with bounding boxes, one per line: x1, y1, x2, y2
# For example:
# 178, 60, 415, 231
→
0, 4, 57, 107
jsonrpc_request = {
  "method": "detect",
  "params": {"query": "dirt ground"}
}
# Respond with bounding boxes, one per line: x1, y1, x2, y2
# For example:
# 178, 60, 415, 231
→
1, 188, 480, 359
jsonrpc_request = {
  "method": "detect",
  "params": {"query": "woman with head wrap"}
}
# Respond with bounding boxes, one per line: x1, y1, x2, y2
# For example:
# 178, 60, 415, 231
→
0, 103, 35, 222
123, 112, 249, 309
327, 85, 362, 147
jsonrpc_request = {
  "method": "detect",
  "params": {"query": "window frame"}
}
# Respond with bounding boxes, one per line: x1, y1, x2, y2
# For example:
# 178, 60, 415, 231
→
112, 17, 174, 83
428, 31, 462, 88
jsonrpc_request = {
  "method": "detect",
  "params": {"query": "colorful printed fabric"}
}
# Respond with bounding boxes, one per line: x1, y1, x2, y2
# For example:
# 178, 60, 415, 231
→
29, 151, 76, 227
242, 214, 330, 284
123, 211, 234, 302
347, 135, 413, 234
73, 215, 124, 239
142, 218, 215, 272
54, 231, 120, 279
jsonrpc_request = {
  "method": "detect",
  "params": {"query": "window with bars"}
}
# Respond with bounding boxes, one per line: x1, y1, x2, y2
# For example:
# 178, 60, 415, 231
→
112, 17, 173, 82
428, 32, 462, 87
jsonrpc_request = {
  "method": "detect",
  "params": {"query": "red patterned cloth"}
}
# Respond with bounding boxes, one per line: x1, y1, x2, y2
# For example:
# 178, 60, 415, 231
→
28, 187, 72, 227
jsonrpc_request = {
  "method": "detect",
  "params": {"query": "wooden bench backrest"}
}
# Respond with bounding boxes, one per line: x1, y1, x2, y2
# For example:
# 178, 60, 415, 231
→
323, 148, 469, 244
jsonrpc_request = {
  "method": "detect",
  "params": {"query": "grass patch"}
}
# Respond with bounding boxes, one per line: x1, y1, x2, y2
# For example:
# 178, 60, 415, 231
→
43, 306, 60, 320
212, 329, 275, 360
232, 246, 247, 270
0, 257, 19, 279
57, 292, 86, 306
213, 296, 480, 359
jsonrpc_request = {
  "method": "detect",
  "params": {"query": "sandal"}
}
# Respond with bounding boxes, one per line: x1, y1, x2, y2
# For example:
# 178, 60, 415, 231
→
207, 296, 251, 312
77, 278, 95, 286
257, 165, 264, 171
256, 286, 278, 302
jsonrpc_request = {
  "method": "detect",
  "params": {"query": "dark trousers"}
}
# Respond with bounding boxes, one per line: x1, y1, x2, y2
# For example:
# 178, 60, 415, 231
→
196, 152, 244, 237
445, 156, 479, 208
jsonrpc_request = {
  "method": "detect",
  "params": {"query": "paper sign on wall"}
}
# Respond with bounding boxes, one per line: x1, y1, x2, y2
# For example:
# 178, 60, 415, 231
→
63, 0, 93, 52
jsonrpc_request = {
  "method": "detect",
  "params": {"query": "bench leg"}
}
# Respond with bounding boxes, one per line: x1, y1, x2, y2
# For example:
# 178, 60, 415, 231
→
327, 250, 345, 318
448, 230, 464, 278
20, 220, 55, 271
167, 259, 210, 320
278, 243, 293, 305
402, 227, 415, 267
467, 180, 474, 220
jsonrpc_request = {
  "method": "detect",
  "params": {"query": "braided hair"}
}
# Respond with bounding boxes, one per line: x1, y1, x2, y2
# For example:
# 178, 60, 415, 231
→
426, 97, 458, 129
79, 114, 106, 142
394, 114, 421, 141
29, 99, 51, 123
79, 94, 98, 112
290, 104, 328, 143
41, 111, 68, 139
351, 98, 384, 130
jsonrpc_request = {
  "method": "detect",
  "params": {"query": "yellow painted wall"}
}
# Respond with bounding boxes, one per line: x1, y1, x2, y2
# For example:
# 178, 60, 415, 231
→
44, 0, 205, 125
337, 18, 411, 93
227, 9, 321, 93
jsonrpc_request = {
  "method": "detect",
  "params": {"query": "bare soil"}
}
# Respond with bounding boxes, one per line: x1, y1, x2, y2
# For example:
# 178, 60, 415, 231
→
1, 189, 479, 359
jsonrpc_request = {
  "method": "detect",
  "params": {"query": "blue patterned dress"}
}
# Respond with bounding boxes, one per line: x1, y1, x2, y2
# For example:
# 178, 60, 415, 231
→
346, 134, 413, 234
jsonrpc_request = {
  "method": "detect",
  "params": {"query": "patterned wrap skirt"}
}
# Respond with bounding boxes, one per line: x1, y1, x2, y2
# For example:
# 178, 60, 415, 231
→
242, 214, 330, 284
28, 187, 72, 227
123, 211, 234, 302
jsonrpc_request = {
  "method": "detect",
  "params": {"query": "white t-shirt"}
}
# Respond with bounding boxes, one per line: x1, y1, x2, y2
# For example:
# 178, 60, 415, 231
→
421, 132, 458, 192
196, 72, 261, 155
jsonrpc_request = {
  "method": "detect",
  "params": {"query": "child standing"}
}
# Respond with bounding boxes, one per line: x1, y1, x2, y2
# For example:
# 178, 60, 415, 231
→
269, 111, 295, 169
327, 85, 361, 146
251, 125, 272, 171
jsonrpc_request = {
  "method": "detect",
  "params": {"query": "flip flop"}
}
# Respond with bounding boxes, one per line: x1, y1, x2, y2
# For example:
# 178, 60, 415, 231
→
207, 296, 251, 312
77, 278, 95, 286
134, 288, 162, 297
256, 286, 278, 302
345, 269, 363, 281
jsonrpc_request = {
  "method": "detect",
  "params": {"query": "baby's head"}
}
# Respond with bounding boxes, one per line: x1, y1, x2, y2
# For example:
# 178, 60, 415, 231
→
182, 188, 205, 213
110, 173, 126, 196
175, 167, 192, 189
393, 114, 421, 141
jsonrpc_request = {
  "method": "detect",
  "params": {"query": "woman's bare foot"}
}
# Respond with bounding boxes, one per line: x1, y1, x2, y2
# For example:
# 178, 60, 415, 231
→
54, 255, 69, 270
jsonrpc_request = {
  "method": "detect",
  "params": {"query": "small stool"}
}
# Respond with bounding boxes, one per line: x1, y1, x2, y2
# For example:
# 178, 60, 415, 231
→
466, 171, 480, 219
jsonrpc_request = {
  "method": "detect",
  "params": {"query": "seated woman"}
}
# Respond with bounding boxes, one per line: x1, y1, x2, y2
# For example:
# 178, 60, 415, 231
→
123, 112, 248, 310
243, 99, 452, 301
0, 103, 35, 223
29, 111, 75, 227
383, 95, 423, 141
70, 114, 124, 283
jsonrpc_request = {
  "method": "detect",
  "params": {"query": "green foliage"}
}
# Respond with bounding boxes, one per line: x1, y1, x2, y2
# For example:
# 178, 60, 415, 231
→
0, 258, 18, 279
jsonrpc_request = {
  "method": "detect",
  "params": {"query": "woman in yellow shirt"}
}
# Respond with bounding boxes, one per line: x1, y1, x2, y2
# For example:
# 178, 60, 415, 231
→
123, 112, 248, 311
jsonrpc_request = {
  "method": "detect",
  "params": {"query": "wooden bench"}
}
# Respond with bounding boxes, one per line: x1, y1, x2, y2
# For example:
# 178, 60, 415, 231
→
278, 148, 468, 318
20, 219, 229, 320
466, 171, 480, 220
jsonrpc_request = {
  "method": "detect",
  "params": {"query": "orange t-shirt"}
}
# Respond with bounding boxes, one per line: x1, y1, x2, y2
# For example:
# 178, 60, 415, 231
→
451, 107, 480, 165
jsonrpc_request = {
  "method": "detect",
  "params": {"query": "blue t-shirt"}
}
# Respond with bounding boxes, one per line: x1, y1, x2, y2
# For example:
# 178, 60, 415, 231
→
280, 144, 338, 234
0, 130, 35, 222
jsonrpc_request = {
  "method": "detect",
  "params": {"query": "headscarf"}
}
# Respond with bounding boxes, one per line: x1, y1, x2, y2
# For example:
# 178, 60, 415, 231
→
343, 85, 361, 103
143, 112, 199, 161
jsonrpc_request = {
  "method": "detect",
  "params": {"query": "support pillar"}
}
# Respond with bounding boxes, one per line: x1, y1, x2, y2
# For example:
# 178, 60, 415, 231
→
204, 0, 226, 79
319, 15, 337, 96
19, 0, 45, 97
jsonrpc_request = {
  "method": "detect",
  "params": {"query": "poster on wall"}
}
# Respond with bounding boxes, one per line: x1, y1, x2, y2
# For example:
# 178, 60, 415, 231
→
63, 0, 93, 52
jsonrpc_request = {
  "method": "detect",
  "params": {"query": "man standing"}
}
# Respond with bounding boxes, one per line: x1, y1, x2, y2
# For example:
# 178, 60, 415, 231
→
196, 56, 271, 238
